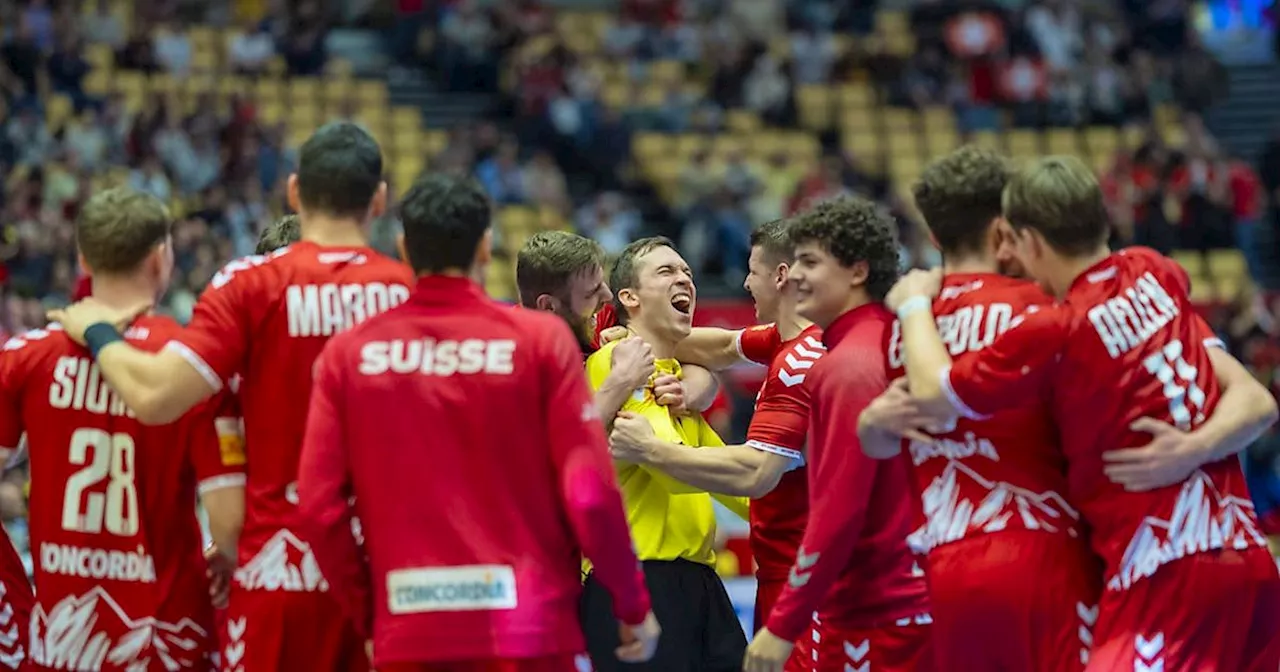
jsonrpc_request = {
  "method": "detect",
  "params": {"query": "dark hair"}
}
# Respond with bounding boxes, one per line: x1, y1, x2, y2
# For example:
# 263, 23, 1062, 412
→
296, 122, 383, 219
76, 187, 172, 274
749, 219, 795, 265
609, 236, 677, 325
255, 214, 301, 255
516, 231, 605, 307
1003, 155, 1109, 256
399, 173, 492, 274
913, 145, 1010, 256
788, 197, 901, 301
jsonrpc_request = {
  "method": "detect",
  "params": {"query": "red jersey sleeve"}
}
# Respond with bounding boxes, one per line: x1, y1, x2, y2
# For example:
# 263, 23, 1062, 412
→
943, 305, 1068, 420
745, 389, 809, 461
189, 390, 247, 496
297, 339, 371, 639
0, 338, 28, 453
765, 345, 884, 640
541, 316, 650, 625
736, 324, 782, 365
168, 258, 262, 392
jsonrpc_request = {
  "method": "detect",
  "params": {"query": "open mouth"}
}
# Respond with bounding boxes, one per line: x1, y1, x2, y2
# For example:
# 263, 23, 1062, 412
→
670, 293, 692, 316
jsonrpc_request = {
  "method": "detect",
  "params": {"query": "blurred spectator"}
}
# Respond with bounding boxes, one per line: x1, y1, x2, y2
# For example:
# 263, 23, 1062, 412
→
84, 0, 126, 49
789, 25, 836, 84
523, 150, 570, 214
577, 193, 641, 254
227, 17, 276, 75
743, 55, 792, 126
441, 0, 498, 92
475, 139, 527, 205
154, 20, 193, 75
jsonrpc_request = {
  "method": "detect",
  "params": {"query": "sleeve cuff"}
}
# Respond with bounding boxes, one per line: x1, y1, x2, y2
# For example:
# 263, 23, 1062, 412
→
746, 439, 805, 467
733, 330, 748, 362
938, 365, 990, 421
1204, 337, 1225, 350
198, 473, 247, 495
165, 341, 225, 393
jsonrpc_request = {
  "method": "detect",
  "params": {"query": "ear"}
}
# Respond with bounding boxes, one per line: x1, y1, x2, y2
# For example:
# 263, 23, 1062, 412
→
534, 294, 556, 312
846, 260, 870, 290
285, 174, 301, 213
395, 231, 408, 264
617, 287, 641, 313
368, 182, 389, 219
773, 262, 789, 291
474, 228, 493, 267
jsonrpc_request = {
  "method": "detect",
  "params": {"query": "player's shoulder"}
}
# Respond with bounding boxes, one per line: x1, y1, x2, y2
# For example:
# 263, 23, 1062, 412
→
208, 247, 292, 291
124, 314, 184, 348
586, 339, 618, 372
1, 323, 71, 356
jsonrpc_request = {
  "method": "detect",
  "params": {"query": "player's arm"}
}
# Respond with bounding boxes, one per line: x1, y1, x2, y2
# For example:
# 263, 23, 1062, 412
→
679, 364, 719, 413
613, 435, 795, 498
297, 343, 372, 640
857, 378, 936, 458
764, 357, 882, 643
93, 344, 216, 425
194, 397, 247, 558
673, 327, 751, 370
543, 322, 652, 627
1181, 346, 1278, 463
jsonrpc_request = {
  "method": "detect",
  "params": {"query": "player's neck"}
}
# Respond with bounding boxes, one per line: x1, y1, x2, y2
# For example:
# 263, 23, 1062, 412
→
1052, 245, 1112, 298
941, 251, 998, 276
628, 322, 677, 359
774, 295, 811, 341
89, 275, 156, 313
299, 214, 368, 248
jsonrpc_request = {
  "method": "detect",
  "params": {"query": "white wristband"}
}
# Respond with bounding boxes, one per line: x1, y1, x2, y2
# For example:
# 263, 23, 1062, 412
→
896, 296, 932, 320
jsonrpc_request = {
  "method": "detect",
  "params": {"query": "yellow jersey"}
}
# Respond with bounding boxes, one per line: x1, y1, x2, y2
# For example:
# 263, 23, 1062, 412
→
586, 341, 749, 567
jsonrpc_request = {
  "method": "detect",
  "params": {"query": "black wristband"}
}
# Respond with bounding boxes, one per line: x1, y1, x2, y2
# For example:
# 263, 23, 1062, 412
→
84, 323, 123, 359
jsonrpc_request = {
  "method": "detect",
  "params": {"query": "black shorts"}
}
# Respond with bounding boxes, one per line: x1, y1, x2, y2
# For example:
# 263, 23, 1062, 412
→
580, 559, 747, 672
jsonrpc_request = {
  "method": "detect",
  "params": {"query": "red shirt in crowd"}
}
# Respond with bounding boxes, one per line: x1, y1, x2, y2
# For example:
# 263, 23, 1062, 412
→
766, 304, 929, 641
1229, 160, 1264, 221
297, 276, 649, 666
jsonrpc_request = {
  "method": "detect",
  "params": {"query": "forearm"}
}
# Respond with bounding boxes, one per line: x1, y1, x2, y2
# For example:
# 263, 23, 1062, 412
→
673, 327, 743, 370
681, 365, 720, 413
641, 438, 778, 498
96, 343, 210, 424
900, 308, 954, 409
1190, 375, 1279, 465
593, 372, 635, 431
857, 413, 904, 459
201, 488, 245, 560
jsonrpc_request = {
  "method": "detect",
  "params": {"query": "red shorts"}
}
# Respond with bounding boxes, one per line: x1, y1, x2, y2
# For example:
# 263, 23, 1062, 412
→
0, 571, 31, 671
221, 588, 368, 672
757, 580, 815, 672
808, 614, 932, 672
1087, 547, 1280, 671
928, 531, 1102, 672
379, 654, 589, 672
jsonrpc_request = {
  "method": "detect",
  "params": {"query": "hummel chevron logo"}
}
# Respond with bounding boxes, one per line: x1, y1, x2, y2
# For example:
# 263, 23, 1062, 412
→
1135, 660, 1164, 672
785, 353, 817, 370
796, 548, 819, 570
0, 649, 22, 669
1136, 633, 1164, 660
228, 617, 247, 641
0, 625, 15, 649
779, 370, 805, 387
845, 661, 868, 672
844, 639, 869, 662
1076, 602, 1098, 626
788, 548, 820, 588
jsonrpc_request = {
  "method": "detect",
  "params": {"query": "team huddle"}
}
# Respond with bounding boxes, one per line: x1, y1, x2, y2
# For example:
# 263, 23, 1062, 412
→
0, 119, 1269, 672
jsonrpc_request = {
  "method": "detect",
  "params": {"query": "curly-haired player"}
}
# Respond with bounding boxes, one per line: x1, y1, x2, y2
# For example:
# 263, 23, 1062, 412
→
744, 198, 932, 672
255, 214, 302, 255
862, 146, 1102, 671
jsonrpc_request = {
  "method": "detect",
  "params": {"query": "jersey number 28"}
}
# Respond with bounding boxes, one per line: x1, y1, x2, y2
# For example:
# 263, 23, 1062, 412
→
61, 428, 139, 536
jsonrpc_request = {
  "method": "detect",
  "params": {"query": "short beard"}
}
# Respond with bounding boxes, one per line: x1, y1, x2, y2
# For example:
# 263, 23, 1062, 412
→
557, 306, 596, 353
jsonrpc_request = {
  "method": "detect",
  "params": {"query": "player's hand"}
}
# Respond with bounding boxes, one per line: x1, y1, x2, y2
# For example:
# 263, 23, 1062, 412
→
204, 545, 234, 609
616, 610, 660, 662
1102, 417, 1206, 491
859, 378, 937, 456
610, 412, 659, 463
47, 298, 152, 345
652, 374, 690, 415
611, 337, 655, 390
885, 268, 943, 312
599, 326, 629, 345
743, 627, 794, 672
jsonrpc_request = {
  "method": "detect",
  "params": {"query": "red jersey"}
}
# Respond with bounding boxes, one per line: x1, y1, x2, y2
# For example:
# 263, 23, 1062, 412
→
766, 304, 929, 641
941, 248, 1266, 593
735, 323, 823, 581
887, 273, 1079, 552
0, 317, 244, 670
165, 241, 414, 592
297, 277, 649, 666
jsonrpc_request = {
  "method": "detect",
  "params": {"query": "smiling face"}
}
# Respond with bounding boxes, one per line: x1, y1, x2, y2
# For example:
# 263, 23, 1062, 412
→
789, 240, 866, 328
556, 263, 613, 349
619, 244, 696, 343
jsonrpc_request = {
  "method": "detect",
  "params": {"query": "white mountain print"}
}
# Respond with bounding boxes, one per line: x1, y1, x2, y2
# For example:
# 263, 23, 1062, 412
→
234, 529, 328, 593
30, 587, 210, 671
909, 461, 1079, 554
1110, 469, 1265, 591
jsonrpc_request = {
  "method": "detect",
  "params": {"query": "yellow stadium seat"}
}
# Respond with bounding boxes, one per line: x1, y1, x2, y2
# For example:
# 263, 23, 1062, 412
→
725, 110, 761, 133
601, 83, 628, 110
85, 44, 114, 71
326, 58, 354, 79
797, 84, 833, 130
188, 26, 217, 51
1007, 130, 1041, 158
1171, 250, 1206, 277
876, 11, 909, 35
1084, 126, 1118, 157
649, 61, 684, 86
1207, 250, 1247, 280
632, 132, 670, 162
150, 73, 179, 96
258, 102, 284, 125
921, 107, 956, 134
423, 130, 448, 156
842, 132, 879, 159
926, 131, 959, 157
881, 108, 917, 133
1154, 104, 1180, 128
1122, 126, 1150, 152
784, 133, 820, 162
839, 83, 874, 110
1216, 275, 1244, 303
886, 129, 921, 161
46, 94, 73, 130
675, 134, 710, 158
216, 76, 249, 99
1045, 129, 1079, 156
191, 49, 219, 73
83, 69, 110, 97
1160, 123, 1187, 149
640, 84, 664, 108
356, 81, 389, 105
711, 134, 746, 159
290, 78, 321, 103
884, 33, 917, 58
499, 206, 537, 234
391, 106, 422, 132
253, 77, 283, 103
